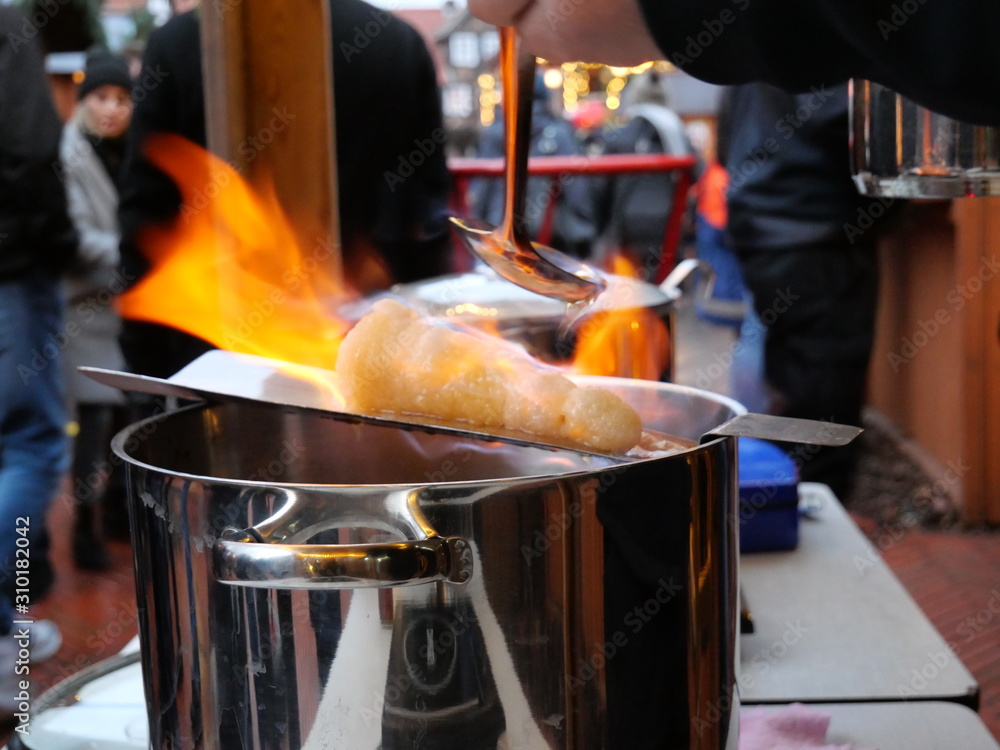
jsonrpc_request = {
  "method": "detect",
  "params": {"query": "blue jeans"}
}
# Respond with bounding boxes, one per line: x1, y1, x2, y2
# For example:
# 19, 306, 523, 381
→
0, 271, 68, 633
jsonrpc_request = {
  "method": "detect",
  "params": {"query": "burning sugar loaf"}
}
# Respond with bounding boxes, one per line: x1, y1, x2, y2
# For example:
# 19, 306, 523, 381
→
335, 298, 644, 454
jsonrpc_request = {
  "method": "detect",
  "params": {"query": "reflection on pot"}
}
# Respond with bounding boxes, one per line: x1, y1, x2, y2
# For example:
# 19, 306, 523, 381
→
851, 79, 1000, 199
382, 595, 504, 750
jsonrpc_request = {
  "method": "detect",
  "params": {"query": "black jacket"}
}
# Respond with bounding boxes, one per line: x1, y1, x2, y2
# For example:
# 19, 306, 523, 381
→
722, 82, 870, 251
0, 7, 77, 280
119, 1, 452, 291
638, 0, 1000, 126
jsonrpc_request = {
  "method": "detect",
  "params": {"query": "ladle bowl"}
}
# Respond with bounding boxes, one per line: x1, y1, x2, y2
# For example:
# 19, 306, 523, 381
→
449, 216, 607, 303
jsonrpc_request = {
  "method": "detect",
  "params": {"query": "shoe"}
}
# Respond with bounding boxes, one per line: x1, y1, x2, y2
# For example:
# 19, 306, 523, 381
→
102, 494, 132, 542
73, 517, 111, 572
12, 620, 62, 663
0, 620, 62, 720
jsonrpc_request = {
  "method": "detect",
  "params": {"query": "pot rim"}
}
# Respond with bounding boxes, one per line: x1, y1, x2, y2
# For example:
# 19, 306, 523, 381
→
389, 270, 681, 325
111, 375, 746, 489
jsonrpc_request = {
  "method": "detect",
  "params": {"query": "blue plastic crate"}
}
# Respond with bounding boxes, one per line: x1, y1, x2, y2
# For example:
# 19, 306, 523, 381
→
737, 437, 800, 553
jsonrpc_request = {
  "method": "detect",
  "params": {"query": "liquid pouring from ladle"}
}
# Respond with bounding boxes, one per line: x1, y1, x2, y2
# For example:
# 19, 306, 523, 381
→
450, 27, 607, 305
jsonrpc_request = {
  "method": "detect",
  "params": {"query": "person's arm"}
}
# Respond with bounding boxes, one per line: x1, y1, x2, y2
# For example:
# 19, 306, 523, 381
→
467, 0, 1000, 125
381, 30, 453, 282
61, 131, 120, 270
467, 0, 660, 69
0, 8, 77, 276
638, 0, 1000, 126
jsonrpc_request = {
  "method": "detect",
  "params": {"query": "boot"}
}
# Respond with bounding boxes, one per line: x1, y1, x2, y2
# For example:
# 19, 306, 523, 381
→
73, 504, 111, 572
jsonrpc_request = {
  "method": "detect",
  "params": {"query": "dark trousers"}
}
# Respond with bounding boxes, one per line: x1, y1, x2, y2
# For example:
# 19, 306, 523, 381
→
71, 403, 131, 509
736, 240, 879, 497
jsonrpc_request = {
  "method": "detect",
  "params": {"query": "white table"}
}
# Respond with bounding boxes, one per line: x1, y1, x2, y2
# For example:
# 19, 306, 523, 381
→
744, 701, 999, 749
739, 483, 979, 706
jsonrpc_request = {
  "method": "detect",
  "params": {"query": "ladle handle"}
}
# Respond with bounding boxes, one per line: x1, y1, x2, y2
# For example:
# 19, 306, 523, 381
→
499, 26, 536, 242
214, 530, 473, 589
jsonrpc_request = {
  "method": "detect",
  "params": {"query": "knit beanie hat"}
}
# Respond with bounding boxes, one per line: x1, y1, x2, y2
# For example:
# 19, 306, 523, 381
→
77, 51, 132, 100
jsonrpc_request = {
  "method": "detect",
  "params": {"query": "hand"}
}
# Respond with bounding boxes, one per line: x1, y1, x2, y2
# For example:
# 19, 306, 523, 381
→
467, 0, 663, 66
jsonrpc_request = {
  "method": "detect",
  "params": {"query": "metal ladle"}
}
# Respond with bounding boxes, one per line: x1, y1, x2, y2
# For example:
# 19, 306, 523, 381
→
449, 27, 607, 304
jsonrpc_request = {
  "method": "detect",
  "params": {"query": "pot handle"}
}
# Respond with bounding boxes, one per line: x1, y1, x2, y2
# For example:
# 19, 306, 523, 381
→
658, 257, 714, 298
213, 530, 474, 590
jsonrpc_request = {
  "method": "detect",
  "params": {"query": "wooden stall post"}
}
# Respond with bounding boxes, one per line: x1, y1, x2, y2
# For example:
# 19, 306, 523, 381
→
200, 0, 342, 283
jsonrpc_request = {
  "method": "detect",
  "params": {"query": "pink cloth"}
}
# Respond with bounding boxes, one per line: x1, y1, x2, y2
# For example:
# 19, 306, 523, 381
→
739, 703, 873, 750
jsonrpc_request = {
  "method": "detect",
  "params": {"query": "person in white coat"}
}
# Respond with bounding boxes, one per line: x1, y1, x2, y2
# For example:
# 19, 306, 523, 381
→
59, 52, 133, 571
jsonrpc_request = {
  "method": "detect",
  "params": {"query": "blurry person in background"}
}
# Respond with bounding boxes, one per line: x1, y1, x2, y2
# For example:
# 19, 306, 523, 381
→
118, 0, 453, 380
592, 71, 701, 280
0, 4, 79, 712
469, 73, 597, 259
723, 82, 891, 498
690, 93, 744, 327
59, 52, 134, 571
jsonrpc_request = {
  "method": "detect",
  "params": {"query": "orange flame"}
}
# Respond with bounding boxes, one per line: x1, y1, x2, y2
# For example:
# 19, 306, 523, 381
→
117, 135, 352, 369
118, 136, 670, 384
570, 254, 671, 381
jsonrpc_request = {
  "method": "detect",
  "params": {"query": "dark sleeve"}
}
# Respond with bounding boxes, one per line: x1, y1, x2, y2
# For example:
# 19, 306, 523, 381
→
406, 35, 453, 276
373, 27, 454, 283
637, 0, 1000, 125
0, 10, 77, 277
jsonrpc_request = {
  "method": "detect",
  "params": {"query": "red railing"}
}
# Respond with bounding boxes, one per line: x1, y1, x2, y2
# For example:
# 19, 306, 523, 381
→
448, 153, 698, 284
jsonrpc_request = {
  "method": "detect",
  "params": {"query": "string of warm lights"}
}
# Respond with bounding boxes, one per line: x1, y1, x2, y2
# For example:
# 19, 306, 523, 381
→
475, 59, 674, 124
477, 72, 501, 126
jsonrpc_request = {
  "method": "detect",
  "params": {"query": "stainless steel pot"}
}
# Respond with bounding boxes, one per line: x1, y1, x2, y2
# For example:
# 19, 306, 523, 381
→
389, 261, 709, 381
114, 376, 745, 750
